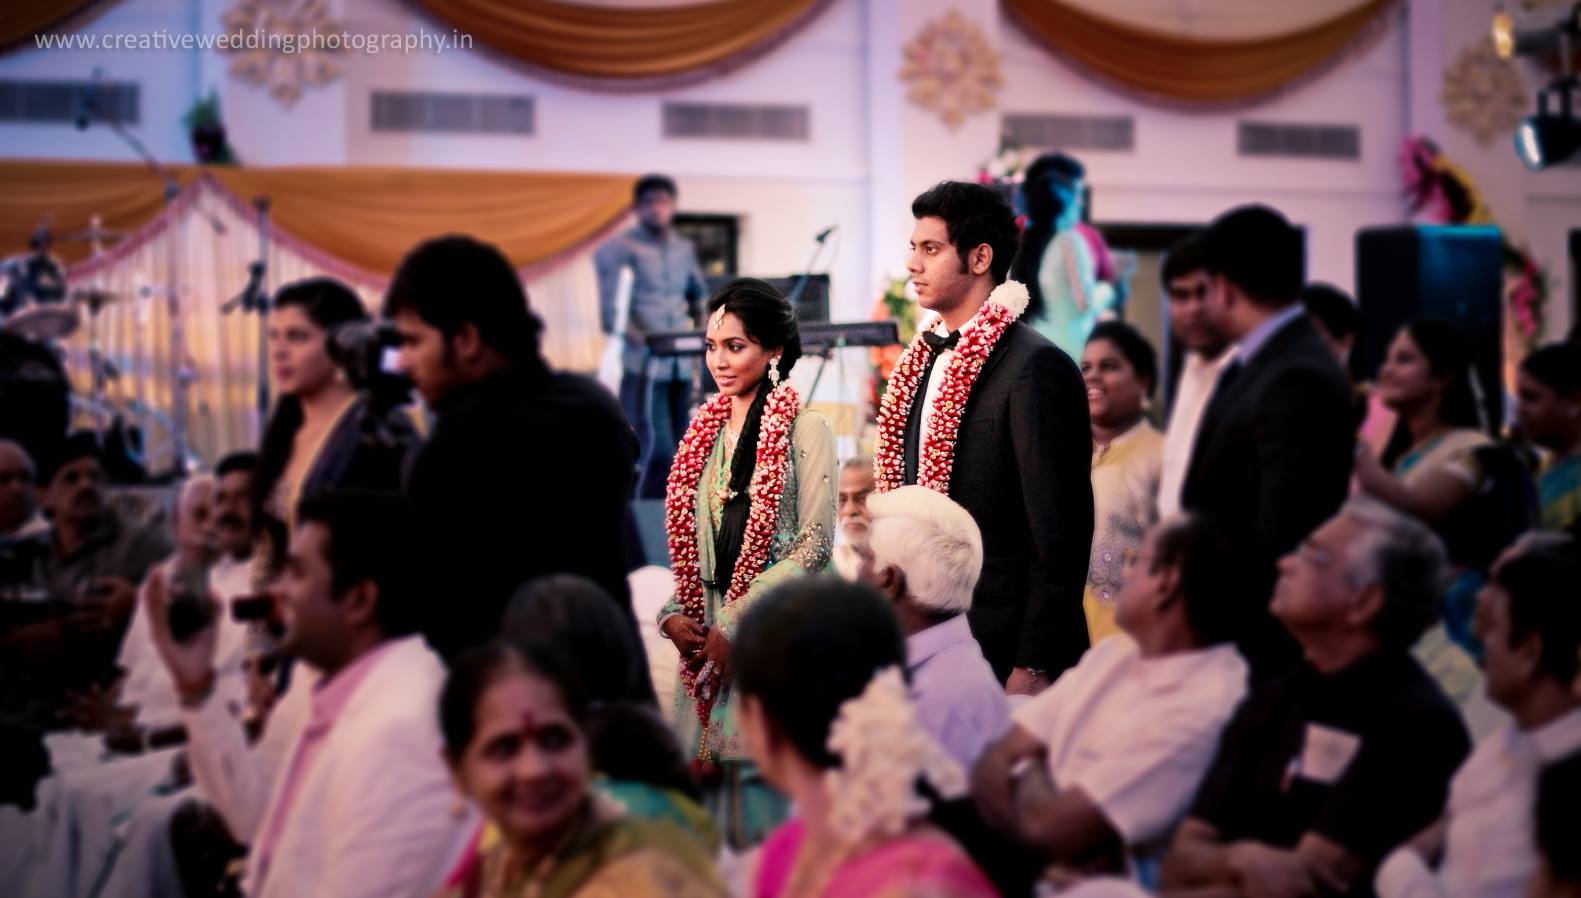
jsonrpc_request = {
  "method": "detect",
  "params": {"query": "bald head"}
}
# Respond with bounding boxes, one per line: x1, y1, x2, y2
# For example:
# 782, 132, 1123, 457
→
173, 475, 217, 565
0, 440, 37, 535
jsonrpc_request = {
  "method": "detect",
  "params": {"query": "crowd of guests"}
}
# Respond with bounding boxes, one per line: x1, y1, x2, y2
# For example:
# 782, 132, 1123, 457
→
0, 172, 1579, 898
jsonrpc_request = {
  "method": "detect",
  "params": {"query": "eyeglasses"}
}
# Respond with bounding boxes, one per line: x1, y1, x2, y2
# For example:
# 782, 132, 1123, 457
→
1295, 543, 1334, 568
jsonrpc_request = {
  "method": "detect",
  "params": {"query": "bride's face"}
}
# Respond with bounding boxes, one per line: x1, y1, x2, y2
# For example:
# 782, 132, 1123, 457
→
706, 310, 778, 399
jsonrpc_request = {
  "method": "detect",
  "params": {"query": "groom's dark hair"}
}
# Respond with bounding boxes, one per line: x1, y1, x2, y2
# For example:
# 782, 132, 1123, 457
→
912, 181, 1021, 284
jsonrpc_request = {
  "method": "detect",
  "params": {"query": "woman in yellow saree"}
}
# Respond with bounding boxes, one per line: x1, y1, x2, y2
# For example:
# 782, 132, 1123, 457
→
436, 639, 727, 898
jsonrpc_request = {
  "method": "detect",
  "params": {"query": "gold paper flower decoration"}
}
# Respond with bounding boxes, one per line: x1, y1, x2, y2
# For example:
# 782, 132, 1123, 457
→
899, 11, 1004, 131
1440, 38, 1529, 146
220, 0, 344, 108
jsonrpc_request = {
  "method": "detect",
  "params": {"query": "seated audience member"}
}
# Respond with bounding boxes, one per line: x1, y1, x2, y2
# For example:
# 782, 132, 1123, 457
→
1160, 498, 1472, 897
1082, 321, 1163, 642
388, 235, 637, 656
36, 431, 171, 621
1375, 536, 1581, 898
116, 453, 263, 740
144, 490, 474, 898
0, 439, 44, 539
856, 485, 1008, 769
437, 639, 727, 898
738, 577, 998, 898
1531, 751, 1581, 898
973, 515, 1248, 885
833, 455, 875, 580
1515, 342, 1581, 533
1301, 283, 1361, 369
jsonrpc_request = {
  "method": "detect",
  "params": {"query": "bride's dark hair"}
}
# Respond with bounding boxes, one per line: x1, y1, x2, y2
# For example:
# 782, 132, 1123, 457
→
705, 278, 802, 593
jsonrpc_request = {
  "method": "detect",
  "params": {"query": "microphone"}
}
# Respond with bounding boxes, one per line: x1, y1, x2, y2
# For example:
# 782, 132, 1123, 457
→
75, 67, 104, 131
814, 224, 838, 243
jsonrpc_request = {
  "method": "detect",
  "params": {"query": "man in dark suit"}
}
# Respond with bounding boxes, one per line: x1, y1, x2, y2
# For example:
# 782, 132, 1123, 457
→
886, 181, 1093, 693
1181, 205, 1354, 680
386, 235, 638, 658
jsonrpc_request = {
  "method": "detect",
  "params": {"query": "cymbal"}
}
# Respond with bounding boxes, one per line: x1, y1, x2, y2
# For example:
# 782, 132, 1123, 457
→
71, 287, 124, 309
1, 303, 80, 341
60, 225, 125, 245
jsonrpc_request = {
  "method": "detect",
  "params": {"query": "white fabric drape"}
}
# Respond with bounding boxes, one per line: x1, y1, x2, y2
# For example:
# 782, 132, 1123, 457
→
58, 177, 605, 471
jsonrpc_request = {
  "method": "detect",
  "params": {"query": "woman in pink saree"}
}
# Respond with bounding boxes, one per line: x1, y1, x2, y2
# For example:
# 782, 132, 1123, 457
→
734, 577, 1001, 898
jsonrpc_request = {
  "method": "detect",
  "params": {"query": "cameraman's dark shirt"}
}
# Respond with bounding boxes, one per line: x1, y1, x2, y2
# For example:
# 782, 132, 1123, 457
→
405, 361, 637, 657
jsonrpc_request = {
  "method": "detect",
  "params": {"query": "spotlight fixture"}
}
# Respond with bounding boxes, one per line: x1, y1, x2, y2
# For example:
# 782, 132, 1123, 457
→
1493, 2, 1581, 60
1515, 86, 1581, 169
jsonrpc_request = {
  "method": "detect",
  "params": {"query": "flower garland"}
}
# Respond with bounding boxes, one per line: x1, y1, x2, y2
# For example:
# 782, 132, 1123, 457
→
665, 381, 801, 724
873, 280, 1029, 494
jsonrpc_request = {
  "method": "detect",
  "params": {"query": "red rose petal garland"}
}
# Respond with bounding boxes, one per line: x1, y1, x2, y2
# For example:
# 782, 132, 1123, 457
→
874, 280, 1030, 494
665, 382, 801, 725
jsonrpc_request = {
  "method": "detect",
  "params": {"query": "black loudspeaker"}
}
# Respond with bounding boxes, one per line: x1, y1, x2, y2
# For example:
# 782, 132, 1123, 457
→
1569, 229, 1580, 342
1354, 225, 1505, 427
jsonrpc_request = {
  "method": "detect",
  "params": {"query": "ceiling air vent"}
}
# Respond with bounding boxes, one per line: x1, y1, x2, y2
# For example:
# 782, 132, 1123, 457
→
1002, 113, 1134, 151
662, 102, 810, 140
371, 91, 535, 134
1238, 121, 1360, 160
0, 79, 139, 125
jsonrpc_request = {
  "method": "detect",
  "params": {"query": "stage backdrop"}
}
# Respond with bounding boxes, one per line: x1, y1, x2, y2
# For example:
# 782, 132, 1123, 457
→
0, 160, 631, 466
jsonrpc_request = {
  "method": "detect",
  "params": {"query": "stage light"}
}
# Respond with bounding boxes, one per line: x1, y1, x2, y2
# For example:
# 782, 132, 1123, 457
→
1493, 9, 1516, 59
1492, 1, 1581, 60
1514, 88, 1581, 170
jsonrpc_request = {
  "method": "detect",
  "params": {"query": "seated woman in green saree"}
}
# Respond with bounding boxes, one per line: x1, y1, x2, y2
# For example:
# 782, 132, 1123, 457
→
436, 638, 726, 898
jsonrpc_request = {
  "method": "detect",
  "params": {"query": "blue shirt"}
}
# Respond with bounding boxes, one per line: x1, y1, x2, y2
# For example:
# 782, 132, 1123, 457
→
907, 615, 1012, 769
1235, 303, 1306, 367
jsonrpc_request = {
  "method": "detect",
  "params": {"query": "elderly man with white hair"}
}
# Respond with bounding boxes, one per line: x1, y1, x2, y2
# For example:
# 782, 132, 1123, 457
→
856, 484, 1009, 769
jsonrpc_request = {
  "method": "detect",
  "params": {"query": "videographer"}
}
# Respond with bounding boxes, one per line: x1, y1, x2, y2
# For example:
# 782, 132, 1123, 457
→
386, 235, 638, 657
251, 278, 419, 569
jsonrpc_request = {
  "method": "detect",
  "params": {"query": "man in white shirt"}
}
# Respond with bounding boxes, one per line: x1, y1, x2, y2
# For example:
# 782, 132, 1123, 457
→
1156, 233, 1234, 523
855, 485, 1009, 769
1376, 535, 1581, 898
116, 453, 262, 737
145, 490, 473, 898
972, 514, 1249, 884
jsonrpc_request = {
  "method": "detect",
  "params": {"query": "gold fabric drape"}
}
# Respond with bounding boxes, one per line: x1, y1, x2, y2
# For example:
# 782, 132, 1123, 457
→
414, 0, 835, 87
1004, 0, 1402, 106
0, 161, 635, 278
0, 0, 103, 51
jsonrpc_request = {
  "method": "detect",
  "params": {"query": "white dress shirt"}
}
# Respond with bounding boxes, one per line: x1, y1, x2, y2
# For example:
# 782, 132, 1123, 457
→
1158, 348, 1236, 522
117, 553, 256, 729
919, 309, 983, 440
1375, 707, 1581, 898
1013, 634, 1249, 879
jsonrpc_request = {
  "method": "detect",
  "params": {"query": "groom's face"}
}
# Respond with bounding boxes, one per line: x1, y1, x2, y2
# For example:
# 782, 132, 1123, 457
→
907, 216, 978, 316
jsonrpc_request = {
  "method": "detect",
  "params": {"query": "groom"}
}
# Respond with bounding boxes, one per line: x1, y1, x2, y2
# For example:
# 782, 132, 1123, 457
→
874, 181, 1093, 694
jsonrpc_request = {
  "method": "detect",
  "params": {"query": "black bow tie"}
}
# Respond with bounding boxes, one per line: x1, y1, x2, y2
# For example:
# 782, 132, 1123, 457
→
922, 330, 961, 355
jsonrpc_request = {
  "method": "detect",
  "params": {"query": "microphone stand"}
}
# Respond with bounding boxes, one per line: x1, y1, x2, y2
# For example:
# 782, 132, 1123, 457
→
222, 197, 271, 438
783, 228, 832, 311
89, 99, 227, 476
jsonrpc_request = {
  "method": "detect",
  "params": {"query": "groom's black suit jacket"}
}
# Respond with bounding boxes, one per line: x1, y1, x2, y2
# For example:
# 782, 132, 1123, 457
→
906, 320, 1094, 682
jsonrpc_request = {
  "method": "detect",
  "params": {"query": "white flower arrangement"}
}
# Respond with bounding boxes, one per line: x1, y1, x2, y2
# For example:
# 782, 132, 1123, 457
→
823, 667, 966, 844
986, 278, 1030, 320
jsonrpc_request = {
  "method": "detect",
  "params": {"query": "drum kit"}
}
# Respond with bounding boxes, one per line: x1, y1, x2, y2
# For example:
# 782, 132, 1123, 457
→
0, 219, 185, 478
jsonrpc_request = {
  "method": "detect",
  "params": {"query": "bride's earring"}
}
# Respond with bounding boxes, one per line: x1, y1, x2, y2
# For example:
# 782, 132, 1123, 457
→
768, 356, 781, 388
